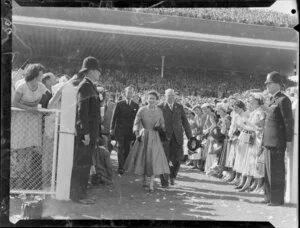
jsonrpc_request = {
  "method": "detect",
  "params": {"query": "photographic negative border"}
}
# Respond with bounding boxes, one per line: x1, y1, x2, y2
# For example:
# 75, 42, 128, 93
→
1, 0, 299, 227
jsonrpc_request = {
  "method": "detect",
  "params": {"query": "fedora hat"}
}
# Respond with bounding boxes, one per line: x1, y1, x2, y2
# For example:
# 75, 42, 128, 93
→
78, 56, 101, 74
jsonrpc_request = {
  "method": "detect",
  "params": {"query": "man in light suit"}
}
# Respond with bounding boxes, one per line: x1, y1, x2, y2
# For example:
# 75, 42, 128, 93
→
260, 71, 294, 206
158, 89, 192, 187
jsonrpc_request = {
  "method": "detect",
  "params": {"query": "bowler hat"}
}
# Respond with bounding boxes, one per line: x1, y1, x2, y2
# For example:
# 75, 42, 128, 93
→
265, 71, 282, 85
187, 137, 202, 151
78, 56, 101, 74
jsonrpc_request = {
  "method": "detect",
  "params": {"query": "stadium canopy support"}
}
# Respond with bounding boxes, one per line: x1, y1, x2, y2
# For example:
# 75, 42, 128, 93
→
161, 56, 165, 79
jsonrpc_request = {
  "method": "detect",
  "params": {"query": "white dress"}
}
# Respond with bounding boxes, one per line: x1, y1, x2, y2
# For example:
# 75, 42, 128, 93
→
233, 111, 250, 173
241, 107, 266, 178
225, 111, 238, 168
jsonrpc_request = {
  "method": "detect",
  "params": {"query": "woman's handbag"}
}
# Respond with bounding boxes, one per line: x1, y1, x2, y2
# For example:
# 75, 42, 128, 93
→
249, 132, 256, 145
208, 141, 223, 156
153, 126, 168, 142
210, 126, 225, 143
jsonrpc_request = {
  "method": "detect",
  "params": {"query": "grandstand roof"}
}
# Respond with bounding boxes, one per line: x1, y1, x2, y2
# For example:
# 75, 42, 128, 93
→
12, 6, 298, 75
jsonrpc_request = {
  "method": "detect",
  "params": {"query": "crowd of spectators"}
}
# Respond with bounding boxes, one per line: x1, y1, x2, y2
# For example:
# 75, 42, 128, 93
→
116, 8, 297, 28
12, 62, 266, 109
99, 66, 265, 98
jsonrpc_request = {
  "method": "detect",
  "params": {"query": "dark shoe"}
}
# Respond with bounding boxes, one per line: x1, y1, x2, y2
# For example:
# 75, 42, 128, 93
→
268, 203, 283, 207
161, 183, 169, 188
118, 169, 124, 175
76, 199, 95, 205
238, 186, 250, 192
234, 185, 243, 189
258, 199, 270, 204
170, 178, 175, 185
225, 176, 235, 183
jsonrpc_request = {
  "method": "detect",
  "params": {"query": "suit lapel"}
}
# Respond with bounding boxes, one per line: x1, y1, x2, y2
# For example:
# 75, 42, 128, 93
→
172, 103, 177, 116
269, 92, 281, 106
164, 102, 172, 113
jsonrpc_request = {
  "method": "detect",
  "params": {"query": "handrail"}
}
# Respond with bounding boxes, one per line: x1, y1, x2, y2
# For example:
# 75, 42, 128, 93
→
11, 107, 61, 113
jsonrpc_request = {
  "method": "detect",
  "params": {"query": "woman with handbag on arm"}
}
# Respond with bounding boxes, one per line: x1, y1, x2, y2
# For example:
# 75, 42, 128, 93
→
238, 93, 266, 193
124, 90, 170, 192
215, 102, 232, 177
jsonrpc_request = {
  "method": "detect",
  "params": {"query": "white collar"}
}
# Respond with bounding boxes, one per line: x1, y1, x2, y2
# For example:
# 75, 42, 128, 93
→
167, 102, 174, 107
125, 98, 131, 104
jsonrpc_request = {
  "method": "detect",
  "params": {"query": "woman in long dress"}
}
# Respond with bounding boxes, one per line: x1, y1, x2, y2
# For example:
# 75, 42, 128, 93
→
189, 105, 205, 170
231, 100, 250, 187
201, 103, 217, 174
223, 98, 239, 183
239, 93, 266, 193
215, 103, 231, 173
124, 90, 170, 192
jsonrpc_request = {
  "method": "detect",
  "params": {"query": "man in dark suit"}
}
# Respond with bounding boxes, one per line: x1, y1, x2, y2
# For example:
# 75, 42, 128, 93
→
158, 89, 192, 187
110, 86, 139, 175
259, 71, 294, 206
70, 56, 101, 204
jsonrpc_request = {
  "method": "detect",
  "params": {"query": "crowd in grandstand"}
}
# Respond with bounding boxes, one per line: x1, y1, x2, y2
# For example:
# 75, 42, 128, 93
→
117, 8, 297, 28
12, 63, 266, 100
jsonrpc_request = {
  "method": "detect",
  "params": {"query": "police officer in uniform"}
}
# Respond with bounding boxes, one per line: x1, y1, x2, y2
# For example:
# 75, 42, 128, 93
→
260, 71, 294, 206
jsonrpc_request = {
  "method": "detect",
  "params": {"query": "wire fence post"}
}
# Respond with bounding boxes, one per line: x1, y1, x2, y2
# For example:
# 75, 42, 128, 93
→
55, 83, 77, 200
50, 110, 60, 195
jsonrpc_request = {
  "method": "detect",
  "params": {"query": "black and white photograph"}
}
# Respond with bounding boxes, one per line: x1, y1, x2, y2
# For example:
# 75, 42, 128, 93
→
2, 0, 299, 226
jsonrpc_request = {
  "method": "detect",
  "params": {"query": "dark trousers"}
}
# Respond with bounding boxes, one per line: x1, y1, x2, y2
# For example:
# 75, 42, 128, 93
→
264, 146, 286, 204
102, 133, 113, 152
70, 135, 95, 201
160, 134, 182, 185
117, 134, 132, 172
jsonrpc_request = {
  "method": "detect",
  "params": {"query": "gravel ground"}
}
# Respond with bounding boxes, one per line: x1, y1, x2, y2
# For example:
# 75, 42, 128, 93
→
10, 151, 297, 227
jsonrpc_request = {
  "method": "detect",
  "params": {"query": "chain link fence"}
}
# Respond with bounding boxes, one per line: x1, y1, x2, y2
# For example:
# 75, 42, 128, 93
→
10, 108, 60, 195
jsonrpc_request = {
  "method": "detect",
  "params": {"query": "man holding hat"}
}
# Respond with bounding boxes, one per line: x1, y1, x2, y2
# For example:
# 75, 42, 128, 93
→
69, 56, 102, 204
260, 71, 294, 206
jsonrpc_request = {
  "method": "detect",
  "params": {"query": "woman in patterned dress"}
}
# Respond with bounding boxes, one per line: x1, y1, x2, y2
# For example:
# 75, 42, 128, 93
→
189, 105, 205, 170
124, 90, 170, 192
240, 93, 266, 193
202, 103, 218, 174
215, 103, 231, 173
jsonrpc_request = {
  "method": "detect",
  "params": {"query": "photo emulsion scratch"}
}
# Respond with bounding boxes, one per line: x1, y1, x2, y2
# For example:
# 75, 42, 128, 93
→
4, 0, 299, 227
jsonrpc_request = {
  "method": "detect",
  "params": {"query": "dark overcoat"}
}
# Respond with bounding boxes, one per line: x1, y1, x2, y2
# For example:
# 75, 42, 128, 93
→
262, 91, 293, 149
262, 91, 293, 204
158, 102, 192, 162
